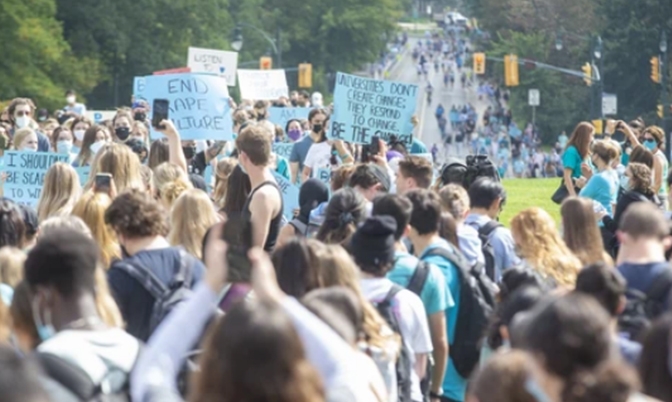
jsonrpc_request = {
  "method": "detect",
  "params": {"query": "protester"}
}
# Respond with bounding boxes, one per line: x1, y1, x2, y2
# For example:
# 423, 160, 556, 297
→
396, 155, 434, 194
221, 164, 251, 216
72, 191, 121, 267
278, 178, 329, 245
211, 157, 237, 209
72, 124, 111, 167
7, 98, 50, 152
290, 108, 328, 183
561, 197, 613, 266
12, 128, 39, 152
0, 199, 27, 249
578, 139, 620, 216
316, 187, 367, 245
272, 238, 324, 298
153, 162, 193, 210
561, 122, 594, 198
350, 163, 392, 202
168, 188, 220, 259
63, 89, 87, 116
438, 184, 485, 266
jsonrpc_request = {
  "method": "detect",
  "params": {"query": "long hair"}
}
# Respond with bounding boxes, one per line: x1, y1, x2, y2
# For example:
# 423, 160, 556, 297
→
148, 138, 169, 170
627, 162, 654, 196
85, 142, 144, 193
221, 164, 251, 216
212, 158, 237, 209
152, 162, 192, 210
511, 208, 582, 287
566, 122, 594, 159
561, 197, 612, 266
74, 125, 109, 167
168, 189, 219, 260
190, 300, 324, 402
36, 162, 81, 222
316, 187, 366, 245
72, 191, 121, 268
272, 238, 323, 298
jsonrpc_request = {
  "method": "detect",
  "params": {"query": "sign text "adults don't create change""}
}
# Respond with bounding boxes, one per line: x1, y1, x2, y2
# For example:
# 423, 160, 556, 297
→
331, 72, 418, 145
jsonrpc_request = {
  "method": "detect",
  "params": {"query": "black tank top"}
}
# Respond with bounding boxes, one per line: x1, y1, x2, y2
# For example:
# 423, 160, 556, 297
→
243, 181, 284, 252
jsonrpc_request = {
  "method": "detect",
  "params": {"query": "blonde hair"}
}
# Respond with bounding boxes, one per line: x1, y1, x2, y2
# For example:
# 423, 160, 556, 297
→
168, 189, 219, 259
85, 143, 144, 193
213, 158, 237, 209
153, 162, 192, 209
315, 243, 400, 353
510, 207, 582, 287
0, 247, 25, 287
36, 162, 81, 222
12, 128, 36, 150
72, 191, 121, 268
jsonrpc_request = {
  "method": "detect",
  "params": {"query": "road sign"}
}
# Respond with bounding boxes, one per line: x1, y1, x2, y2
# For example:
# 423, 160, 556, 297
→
528, 89, 540, 106
602, 93, 618, 116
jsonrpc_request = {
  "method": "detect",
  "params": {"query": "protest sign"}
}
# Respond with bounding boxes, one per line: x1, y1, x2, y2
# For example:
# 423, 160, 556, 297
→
316, 167, 331, 188
2, 151, 69, 207
268, 107, 311, 129
331, 72, 418, 145
237, 69, 289, 100
272, 171, 299, 220
86, 111, 116, 123
187, 47, 238, 86
204, 165, 214, 193
76, 166, 91, 186
273, 143, 294, 160
133, 73, 234, 141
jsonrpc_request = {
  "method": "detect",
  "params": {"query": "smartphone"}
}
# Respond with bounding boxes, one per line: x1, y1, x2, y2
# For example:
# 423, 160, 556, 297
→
222, 214, 253, 283
370, 135, 381, 155
152, 99, 169, 129
94, 173, 112, 193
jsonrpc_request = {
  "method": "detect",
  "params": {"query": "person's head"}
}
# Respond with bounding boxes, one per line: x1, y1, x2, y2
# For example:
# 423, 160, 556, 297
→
272, 238, 323, 298
487, 285, 546, 350
438, 183, 471, 222
7, 98, 34, 129
349, 164, 390, 201
617, 202, 671, 257
590, 140, 618, 171
212, 158, 237, 209
396, 155, 433, 194
12, 128, 38, 152
88, 142, 144, 193
236, 124, 271, 171
349, 216, 397, 276
125, 137, 149, 164
0, 343, 51, 402
36, 162, 81, 223
112, 109, 134, 142
560, 197, 608, 266
72, 191, 120, 268
285, 119, 303, 142
468, 177, 506, 219
302, 287, 362, 344
469, 350, 543, 402
152, 162, 193, 209
50, 126, 73, 154
65, 89, 77, 104
168, 189, 219, 260
71, 116, 91, 144
638, 313, 672, 401
574, 262, 626, 318
642, 126, 665, 153
148, 138, 169, 170
221, 164, 252, 216
330, 164, 356, 192
191, 300, 324, 402
77, 124, 111, 165
624, 162, 653, 196
629, 145, 654, 169
0, 200, 26, 249
372, 194, 413, 241
405, 189, 442, 239
566, 121, 595, 159
105, 189, 169, 246
308, 108, 328, 137
316, 187, 367, 245
297, 179, 330, 223
438, 211, 460, 249
510, 207, 581, 287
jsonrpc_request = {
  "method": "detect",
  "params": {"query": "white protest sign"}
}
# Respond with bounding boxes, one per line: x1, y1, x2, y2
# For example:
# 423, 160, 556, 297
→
86, 111, 116, 123
187, 47, 238, 87
237, 69, 289, 100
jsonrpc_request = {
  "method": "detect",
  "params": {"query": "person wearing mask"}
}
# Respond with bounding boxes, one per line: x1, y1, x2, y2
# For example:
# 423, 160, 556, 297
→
236, 125, 284, 252
112, 110, 133, 143
72, 125, 111, 168
438, 184, 485, 267
285, 119, 304, 143
622, 124, 669, 210
560, 122, 594, 198
290, 108, 327, 183
11, 128, 39, 152
70, 116, 92, 155
63, 89, 87, 116
578, 140, 620, 217
302, 115, 352, 182
50, 126, 76, 162
7, 98, 50, 152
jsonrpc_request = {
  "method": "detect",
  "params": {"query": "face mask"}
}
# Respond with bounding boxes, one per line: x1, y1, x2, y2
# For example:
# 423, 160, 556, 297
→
182, 146, 196, 160
115, 127, 131, 141
22, 147, 37, 153
312, 124, 323, 134
73, 129, 86, 142
90, 140, 105, 154
644, 139, 657, 151
57, 140, 73, 155
15, 116, 29, 129
66, 95, 76, 104
620, 175, 631, 191
31, 296, 56, 342
287, 128, 302, 141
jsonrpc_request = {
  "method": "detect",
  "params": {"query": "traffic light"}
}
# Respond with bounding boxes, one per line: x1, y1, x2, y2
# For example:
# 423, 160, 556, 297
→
260, 56, 272, 70
651, 56, 661, 83
298, 63, 312, 88
504, 55, 519, 87
592, 119, 603, 135
581, 63, 592, 86
473, 53, 486, 75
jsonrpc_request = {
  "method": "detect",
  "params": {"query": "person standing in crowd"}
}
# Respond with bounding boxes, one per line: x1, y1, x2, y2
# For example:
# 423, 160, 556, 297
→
638, 314, 672, 401
36, 163, 81, 222
50, 126, 77, 161
350, 164, 392, 203
72, 125, 111, 168
11, 128, 39, 152
70, 115, 91, 155
278, 178, 330, 245
561, 197, 613, 266
438, 184, 485, 266
290, 108, 327, 183
561, 122, 594, 198
316, 187, 367, 245
7, 98, 50, 152
395, 155, 434, 195
63, 89, 87, 116
578, 139, 620, 217
302, 115, 352, 181
623, 124, 669, 210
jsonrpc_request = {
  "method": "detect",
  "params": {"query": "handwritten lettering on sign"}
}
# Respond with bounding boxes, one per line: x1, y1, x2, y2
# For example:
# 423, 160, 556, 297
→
271, 171, 299, 220
3, 151, 70, 207
237, 69, 289, 101
273, 143, 294, 160
268, 107, 311, 129
331, 72, 418, 145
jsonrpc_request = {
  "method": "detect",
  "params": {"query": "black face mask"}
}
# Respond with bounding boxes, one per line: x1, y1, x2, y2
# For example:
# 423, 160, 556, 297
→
312, 124, 323, 134
115, 127, 131, 141
183, 146, 196, 160
134, 112, 146, 122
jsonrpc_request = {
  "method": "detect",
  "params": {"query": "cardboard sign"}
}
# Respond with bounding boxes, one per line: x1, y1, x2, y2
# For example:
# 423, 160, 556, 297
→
187, 47, 238, 86
237, 69, 289, 100
316, 167, 331, 188
268, 107, 311, 129
273, 143, 294, 160
331, 72, 418, 145
2, 151, 70, 207
133, 73, 234, 141
272, 170, 299, 220
86, 111, 116, 123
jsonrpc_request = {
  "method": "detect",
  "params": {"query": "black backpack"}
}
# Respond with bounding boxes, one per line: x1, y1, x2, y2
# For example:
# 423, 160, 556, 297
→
116, 249, 193, 337
618, 269, 672, 341
423, 246, 497, 378
373, 285, 413, 402
468, 220, 503, 281
440, 155, 500, 190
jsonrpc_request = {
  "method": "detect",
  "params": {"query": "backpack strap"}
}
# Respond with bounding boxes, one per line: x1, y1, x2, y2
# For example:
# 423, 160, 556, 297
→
115, 260, 167, 300
407, 260, 430, 297
382, 284, 404, 306
174, 248, 193, 290
478, 220, 502, 239
38, 352, 100, 400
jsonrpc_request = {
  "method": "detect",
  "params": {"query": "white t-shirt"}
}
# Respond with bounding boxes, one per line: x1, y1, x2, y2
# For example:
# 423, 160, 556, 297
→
303, 141, 332, 175
360, 277, 433, 402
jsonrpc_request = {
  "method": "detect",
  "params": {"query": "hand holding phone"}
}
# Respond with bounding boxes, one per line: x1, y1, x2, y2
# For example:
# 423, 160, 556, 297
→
94, 173, 113, 195
370, 135, 381, 156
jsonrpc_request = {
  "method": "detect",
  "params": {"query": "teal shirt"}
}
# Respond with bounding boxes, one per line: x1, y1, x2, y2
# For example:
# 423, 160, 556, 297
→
387, 251, 452, 316
579, 169, 619, 216
419, 239, 465, 401
275, 155, 290, 180
561, 145, 583, 178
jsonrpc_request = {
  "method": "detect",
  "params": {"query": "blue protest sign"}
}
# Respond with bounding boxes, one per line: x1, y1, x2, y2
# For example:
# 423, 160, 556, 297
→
271, 170, 299, 220
331, 72, 418, 145
2, 151, 70, 207
273, 143, 294, 160
133, 73, 234, 141
268, 107, 311, 129
76, 166, 91, 186
316, 167, 331, 188
204, 165, 214, 193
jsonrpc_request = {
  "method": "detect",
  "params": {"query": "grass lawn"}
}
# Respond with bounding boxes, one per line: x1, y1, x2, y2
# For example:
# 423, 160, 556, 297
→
499, 178, 561, 227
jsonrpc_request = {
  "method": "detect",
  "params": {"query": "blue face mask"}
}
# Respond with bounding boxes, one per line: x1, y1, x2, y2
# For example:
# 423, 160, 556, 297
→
644, 139, 657, 151
57, 140, 73, 155
31, 295, 56, 342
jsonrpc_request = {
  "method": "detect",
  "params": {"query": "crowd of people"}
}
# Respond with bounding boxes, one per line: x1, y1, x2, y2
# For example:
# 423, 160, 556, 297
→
0, 84, 671, 402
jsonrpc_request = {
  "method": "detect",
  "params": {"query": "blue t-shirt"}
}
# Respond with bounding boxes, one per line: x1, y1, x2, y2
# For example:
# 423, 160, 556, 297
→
617, 262, 672, 309
387, 251, 452, 316
410, 137, 428, 154
419, 239, 465, 401
561, 145, 583, 178
579, 169, 619, 216
289, 135, 314, 170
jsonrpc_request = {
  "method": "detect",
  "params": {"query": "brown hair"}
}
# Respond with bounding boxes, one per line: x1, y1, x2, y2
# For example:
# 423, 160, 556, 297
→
627, 163, 654, 196
591, 140, 619, 165
439, 211, 460, 248
74, 124, 110, 167
330, 165, 356, 192
7, 98, 34, 123
0, 247, 25, 287
644, 125, 665, 148
438, 183, 470, 220
629, 145, 654, 169
561, 197, 612, 266
398, 155, 433, 189
213, 158, 237, 209
105, 189, 169, 238
236, 125, 271, 166
566, 122, 595, 159
619, 202, 669, 239
470, 351, 539, 402
148, 138, 169, 170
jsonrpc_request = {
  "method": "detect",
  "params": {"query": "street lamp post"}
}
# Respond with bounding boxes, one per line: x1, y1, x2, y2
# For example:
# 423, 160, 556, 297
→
594, 36, 604, 120
231, 23, 282, 68
660, 31, 670, 159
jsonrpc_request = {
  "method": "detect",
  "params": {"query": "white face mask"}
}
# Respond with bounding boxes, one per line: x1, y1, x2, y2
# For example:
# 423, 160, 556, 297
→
90, 140, 105, 155
74, 129, 85, 142
66, 95, 76, 104
15, 116, 29, 129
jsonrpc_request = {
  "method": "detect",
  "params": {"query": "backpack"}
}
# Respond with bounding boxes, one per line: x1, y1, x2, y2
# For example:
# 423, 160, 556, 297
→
423, 246, 497, 378
406, 260, 432, 402
468, 220, 503, 281
117, 249, 193, 337
618, 269, 672, 341
288, 218, 321, 239
440, 155, 500, 189
373, 285, 413, 402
